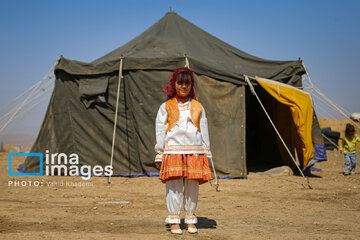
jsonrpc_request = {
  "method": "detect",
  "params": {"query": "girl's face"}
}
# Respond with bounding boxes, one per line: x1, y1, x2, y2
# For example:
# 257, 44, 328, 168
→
175, 77, 191, 98
347, 131, 354, 137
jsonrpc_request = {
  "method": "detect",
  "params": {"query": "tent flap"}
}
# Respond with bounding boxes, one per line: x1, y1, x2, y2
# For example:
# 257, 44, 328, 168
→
256, 78, 314, 168
78, 76, 109, 108
79, 77, 109, 97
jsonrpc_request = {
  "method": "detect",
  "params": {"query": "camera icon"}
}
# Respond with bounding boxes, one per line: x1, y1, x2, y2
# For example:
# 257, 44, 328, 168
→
8, 150, 43, 176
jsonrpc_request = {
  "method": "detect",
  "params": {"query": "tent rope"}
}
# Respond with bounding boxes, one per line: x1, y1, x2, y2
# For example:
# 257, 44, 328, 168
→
313, 101, 337, 119
0, 60, 58, 135
0, 82, 37, 113
0, 91, 52, 136
311, 92, 343, 117
0, 81, 54, 127
310, 82, 352, 117
321, 133, 339, 150
0, 78, 55, 123
244, 75, 312, 189
108, 57, 123, 184
301, 61, 360, 129
0, 68, 55, 114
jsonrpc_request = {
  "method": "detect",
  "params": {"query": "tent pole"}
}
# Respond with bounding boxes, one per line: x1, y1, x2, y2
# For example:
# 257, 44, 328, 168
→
184, 54, 190, 69
108, 57, 123, 184
244, 75, 312, 189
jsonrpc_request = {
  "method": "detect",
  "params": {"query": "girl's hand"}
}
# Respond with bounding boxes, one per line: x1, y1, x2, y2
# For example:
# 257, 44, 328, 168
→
155, 162, 162, 169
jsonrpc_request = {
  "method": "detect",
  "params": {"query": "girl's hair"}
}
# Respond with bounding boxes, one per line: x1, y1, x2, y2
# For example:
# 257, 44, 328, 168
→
162, 67, 196, 99
176, 72, 192, 85
345, 123, 355, 134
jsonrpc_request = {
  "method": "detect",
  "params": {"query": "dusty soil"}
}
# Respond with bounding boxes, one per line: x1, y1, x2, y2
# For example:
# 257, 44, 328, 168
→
0, 150, 360, 240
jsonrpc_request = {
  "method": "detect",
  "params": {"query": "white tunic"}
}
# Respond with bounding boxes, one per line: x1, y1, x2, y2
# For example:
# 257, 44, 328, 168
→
154, 99, 212, 162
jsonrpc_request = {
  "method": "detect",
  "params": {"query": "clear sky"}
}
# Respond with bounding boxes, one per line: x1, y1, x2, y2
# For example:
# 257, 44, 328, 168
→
0, 0, 359, 136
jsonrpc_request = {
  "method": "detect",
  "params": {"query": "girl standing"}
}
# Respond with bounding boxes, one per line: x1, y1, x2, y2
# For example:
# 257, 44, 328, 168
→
340, 123, 360, 175
154, 67, 212, 234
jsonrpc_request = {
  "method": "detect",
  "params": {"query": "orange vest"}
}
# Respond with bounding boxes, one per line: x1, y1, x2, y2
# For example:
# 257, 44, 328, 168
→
165, 97, 202, 133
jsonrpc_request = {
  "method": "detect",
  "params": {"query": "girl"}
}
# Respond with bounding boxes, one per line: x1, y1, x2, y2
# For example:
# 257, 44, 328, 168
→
340, 123, 360, 175
154, 67, 212, 234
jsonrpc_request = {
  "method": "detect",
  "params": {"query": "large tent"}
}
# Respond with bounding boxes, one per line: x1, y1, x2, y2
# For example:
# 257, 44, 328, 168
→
23, 11, 325, 178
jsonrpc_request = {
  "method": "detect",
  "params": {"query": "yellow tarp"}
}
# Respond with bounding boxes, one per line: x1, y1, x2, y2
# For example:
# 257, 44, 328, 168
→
256, 77, 314, 168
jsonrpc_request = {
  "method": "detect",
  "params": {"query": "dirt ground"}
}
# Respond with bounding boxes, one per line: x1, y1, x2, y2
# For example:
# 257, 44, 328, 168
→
0, 150, 360, 240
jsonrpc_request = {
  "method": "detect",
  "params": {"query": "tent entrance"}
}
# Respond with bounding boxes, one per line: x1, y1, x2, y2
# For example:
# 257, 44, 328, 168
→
245, 86, 298, 172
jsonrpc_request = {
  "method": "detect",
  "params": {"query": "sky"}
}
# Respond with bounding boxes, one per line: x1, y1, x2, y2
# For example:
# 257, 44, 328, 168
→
0, 0, 359, 137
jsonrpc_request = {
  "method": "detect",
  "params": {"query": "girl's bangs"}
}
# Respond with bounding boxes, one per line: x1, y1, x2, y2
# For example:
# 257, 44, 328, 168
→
176, 72, 191, 84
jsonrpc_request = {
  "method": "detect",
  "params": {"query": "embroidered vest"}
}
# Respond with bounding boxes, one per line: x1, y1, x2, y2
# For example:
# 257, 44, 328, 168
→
165, 97, 202, 133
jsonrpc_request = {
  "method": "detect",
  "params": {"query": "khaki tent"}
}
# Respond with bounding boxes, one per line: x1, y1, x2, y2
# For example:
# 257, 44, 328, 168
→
23, 12, 325, 178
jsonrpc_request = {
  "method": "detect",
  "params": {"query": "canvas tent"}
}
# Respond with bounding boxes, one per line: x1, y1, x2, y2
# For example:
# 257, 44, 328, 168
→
23, 11, 325, 178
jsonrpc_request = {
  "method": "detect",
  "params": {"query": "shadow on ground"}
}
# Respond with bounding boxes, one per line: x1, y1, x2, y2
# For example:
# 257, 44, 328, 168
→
165, 216, 217, 231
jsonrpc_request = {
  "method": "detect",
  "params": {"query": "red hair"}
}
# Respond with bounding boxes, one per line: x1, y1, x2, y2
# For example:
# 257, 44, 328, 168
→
162, 67, 196, 100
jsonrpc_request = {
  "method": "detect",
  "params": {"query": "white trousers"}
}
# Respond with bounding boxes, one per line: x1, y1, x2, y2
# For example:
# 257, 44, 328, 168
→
165, 177, 199, 224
